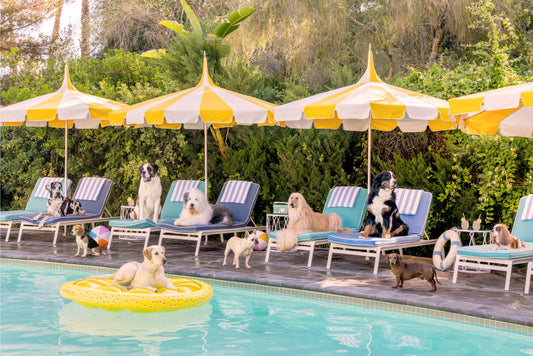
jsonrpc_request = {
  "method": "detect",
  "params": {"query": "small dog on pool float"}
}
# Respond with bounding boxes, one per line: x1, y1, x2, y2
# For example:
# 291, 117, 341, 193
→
92, 245, 176, 291
490, 223, 526, 250
173, 187, 234, 226
223, 230, 259, 269
361, 171, 409, 239
276, 192, 350, 252
388, 253, 440, 292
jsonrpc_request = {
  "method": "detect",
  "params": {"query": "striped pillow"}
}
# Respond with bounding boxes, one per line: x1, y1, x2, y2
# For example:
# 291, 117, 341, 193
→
73, 177, 106, 201
521, 194, 533, 220
170, 180, 201, 202
396, 189, 424, 215
219, 180, 252, 204
35, 178, 66, 198
327, 186, 360, 208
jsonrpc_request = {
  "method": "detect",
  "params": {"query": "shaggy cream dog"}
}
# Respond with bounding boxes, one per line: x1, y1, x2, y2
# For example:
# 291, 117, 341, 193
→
490, 223, 526, 250
276, 192, 350, 252
173, 188, 234, 226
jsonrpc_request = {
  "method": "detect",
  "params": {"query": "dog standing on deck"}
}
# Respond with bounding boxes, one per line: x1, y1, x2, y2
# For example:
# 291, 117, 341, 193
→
223, 230, 259, 269
72, 224, 104, 257
276, 192, 350, 252
361, 171, 409, 239
388, 253, 440, 292
173, 187, 234, 226
490, 223, 526, 250
91, 245, 176, 291
131, 163, 162, 222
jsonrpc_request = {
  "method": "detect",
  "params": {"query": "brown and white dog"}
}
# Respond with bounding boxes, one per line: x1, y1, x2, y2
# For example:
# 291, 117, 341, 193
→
490, 223, 526, 250
131, 163, 162, 222
276, 192, 350, 252
72, 224, 104, 257
223, 230, 259, 269
361, 171, 409, 239
388, 253, 440, 292
91, 245, 176, 291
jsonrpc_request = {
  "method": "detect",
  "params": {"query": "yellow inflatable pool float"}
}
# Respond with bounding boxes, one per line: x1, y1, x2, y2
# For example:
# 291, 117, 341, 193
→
60, 277, 213, 313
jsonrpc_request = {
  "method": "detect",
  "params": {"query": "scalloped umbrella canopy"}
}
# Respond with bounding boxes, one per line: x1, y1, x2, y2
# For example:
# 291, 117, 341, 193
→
273, 46, 456, 188
110, 54, 277, 191
448, 82, 533, 138
0, 65, 128, 191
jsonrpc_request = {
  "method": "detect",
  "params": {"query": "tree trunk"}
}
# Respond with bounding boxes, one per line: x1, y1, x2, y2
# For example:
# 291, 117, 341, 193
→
49, 0, 64, 61
81, 0, 89, 56
383, 44, 395, 81
428, 25, 444, 65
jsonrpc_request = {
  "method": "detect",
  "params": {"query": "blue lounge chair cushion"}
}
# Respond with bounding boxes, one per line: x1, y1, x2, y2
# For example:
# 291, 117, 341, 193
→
457, 243, 533, 260
158, 220, 249, 232
19, 213, 102, 225
109, 219, 158, 229
0, 210, 36, 221
327, 232, 422, 246
270, 229, 358, 242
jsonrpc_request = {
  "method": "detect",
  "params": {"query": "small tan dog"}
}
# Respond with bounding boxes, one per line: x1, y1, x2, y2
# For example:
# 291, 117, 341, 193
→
92, 245, 176, 291
223, 231, 259, 269
490, 223, 526, 250
276, 192, 350, 252
388, 253, 440, 292
72, 225, 104, 257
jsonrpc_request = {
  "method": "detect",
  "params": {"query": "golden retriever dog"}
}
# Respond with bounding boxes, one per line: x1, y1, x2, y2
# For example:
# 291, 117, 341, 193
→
92, 245, 176, 291
276, 192, 350, 252
490, 223, 526, 250
388, 253, 440, 292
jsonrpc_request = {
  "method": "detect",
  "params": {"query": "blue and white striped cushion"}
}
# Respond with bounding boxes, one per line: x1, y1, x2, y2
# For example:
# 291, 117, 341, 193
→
35, 177, 66, 198
73, 177, 106, 201
219, 180, 252, 204
396, 189, 423, 215
170, 180, 201, 202
327, 186, 360, 208
522, 194, 533, 220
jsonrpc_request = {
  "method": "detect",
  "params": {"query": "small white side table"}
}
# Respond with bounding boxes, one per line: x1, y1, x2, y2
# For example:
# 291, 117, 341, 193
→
266, 213, 289, 235
452, 227, 491, 246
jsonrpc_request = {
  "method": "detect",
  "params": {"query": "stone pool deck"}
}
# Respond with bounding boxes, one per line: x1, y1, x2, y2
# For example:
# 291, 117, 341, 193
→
1, 229, 532, 331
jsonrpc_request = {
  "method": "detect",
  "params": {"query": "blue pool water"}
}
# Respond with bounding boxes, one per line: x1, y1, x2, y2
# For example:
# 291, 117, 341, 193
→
1, 262, 532, 355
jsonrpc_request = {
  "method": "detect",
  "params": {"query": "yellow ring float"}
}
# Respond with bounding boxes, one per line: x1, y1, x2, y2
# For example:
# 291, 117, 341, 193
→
60, 277, 213, 313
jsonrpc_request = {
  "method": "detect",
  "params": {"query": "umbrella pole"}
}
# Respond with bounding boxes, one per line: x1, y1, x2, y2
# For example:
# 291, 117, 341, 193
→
64, 121, 68, 197
367, 119, 371, 190
204, 122, 208, 195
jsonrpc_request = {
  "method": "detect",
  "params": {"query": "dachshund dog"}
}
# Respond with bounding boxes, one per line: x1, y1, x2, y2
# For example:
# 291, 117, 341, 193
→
388, 253, 440, 292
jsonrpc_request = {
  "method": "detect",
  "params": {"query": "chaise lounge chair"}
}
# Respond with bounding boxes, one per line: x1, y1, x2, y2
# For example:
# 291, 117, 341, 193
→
107, 180, 205, 250
1, 177, 72, 241
157, 180, 261, 256
17, 177, 115, 246
453, 194, 533, 291
327, 189, 435, 274
265, 186, 368, 267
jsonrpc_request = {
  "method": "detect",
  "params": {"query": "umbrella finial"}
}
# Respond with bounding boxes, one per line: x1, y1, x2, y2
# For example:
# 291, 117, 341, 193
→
60, 64, 77, 92
361, 45, 381, 84
200, 52, 215, 87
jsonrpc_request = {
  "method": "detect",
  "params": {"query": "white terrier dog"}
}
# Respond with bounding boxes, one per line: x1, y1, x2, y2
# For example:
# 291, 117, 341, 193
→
174, 188, 234, 226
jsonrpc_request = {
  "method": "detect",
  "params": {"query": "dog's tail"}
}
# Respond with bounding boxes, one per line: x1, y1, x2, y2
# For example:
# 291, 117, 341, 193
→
433, 268, 442, 285
329, 213, 350, 233
277, 229, 299, 252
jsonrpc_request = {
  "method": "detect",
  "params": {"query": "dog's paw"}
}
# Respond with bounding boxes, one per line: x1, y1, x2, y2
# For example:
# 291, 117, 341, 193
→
38, 223, 44, 229
245, 264, 251, 269
32, 216, 39, 221
383, 233, 392, 239
81, 254, 87, 258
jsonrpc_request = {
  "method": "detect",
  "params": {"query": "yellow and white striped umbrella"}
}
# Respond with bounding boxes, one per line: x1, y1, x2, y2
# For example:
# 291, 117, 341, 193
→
1, 65, 127, 129
0, 65, 128, 189
273, 46, 456, 188
448, 82, 533, 138
110, 55, 276, 129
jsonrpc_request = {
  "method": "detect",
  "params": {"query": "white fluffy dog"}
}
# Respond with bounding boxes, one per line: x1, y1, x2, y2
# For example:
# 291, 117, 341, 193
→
276, 192, 349, 252
173, 188, 234, 226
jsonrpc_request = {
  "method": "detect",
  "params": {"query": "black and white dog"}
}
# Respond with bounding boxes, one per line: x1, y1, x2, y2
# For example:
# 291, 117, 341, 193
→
131, 163, 162, 222
361, 171, 409, 239
32, 182, 85, 228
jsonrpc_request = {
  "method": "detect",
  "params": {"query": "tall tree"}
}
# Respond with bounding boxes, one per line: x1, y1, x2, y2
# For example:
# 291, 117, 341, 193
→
80, 0, 89, 55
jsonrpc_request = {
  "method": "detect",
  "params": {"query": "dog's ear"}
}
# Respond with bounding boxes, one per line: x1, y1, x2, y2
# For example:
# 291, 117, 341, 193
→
45, 183, 52, 192
152, 164, 159, 175
245, 230, 250, 237
139, 164, 144, 175
183, 191, 189, 201
143, 246, 153, 260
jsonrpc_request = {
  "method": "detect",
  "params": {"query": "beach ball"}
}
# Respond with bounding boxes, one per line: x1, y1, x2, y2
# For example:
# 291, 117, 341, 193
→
90, 226, 110, 248
253, 230, 269, 251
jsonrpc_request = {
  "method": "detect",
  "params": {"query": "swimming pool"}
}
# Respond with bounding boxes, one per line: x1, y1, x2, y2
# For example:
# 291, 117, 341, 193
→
1, 260, 532, 355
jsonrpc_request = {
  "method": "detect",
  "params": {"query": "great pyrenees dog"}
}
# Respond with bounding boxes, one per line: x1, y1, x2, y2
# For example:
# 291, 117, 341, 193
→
173, 188, 234, 226
276, 192, 350, 252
